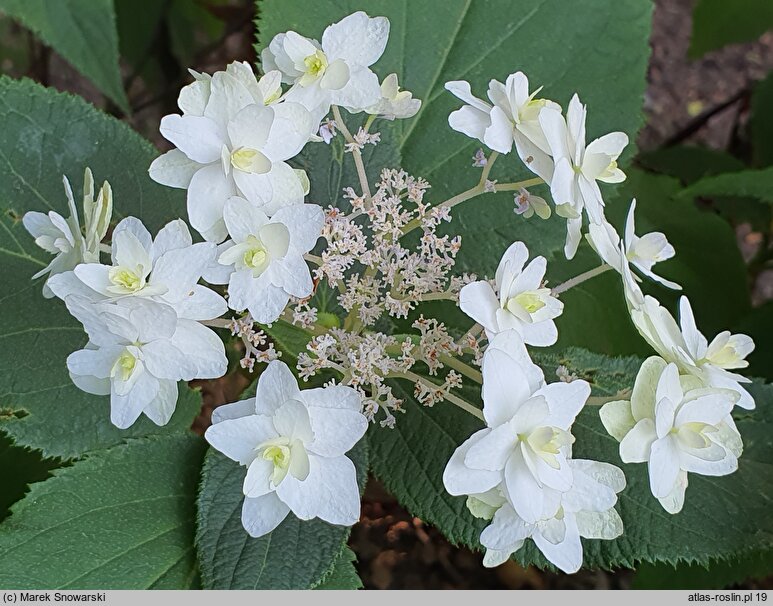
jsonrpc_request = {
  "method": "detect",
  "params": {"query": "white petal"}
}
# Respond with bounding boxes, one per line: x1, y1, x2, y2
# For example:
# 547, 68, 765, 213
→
619, 418, 657, 463
575, 508, 624, 540
151, 219, 193, 261
483, 105, 514, 154
148, 149, 201, 189
211, 398, 257, 424
504, 448, 546, 524
533, 515, 583, 574
187, 164, 235, 243
321, 12, 389, 67
248, 281, 290, 324
631, 356, 668, 421
241, 492, 291, 538
448, 105, 490, 142
272, 399, 313, 443
160, 114, 223, 164
330, 67, 381, 111
481, 349, 532, 427
649, 436, 682, 498
172, 284, 227, 321
110, 370, 158, 429
599, 399, 636, 442
459, 281, 500, 334
244, 457, 275, 498
538, 380, 591, 429
142, 379, 178, 426
306, 403, 367, 458
204, 414, 278, 465
223, 196, 269, 242
480, 503, 531, 551
464, 422, 515, 471
269, 253, 313, 298
263, 102, 314, 161
519, 320, 558, 347
442, 429, 502, 496
275, 454, 361, 525
271, 203, 324, 252
204, 71, 254, 128
256, 360, 302, 414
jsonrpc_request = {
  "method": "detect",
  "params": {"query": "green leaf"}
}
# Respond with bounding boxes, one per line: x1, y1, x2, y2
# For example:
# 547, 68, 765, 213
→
368, 349, 773, 570
679, 167, 773, 204
637, 146, 745, 185
689, 0, 773, 58
0, 434, 204, 589
633, 550, 773, 589
0, 77, 197, 459
257, 0, 652, 270
0, 431, 58, 523
314, 547, 363, 590
196, 439, 369, 589
0, 0, 129, 111
262, 320, 314, 363
750, 72, 773, 168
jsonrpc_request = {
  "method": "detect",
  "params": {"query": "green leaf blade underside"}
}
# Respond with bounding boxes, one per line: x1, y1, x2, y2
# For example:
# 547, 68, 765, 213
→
0, 0, 129, 111
195, 440, 369, 590
0, 77, 194, 459
0, 434, 204, 589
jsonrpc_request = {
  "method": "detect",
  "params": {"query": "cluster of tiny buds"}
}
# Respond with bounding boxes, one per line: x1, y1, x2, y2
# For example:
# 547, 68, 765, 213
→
291, 300, 318, 330
344, 127, 381, 153
229, 315, 280, 372
472, 148, 488, 168
414, 370, 463, 407
412, 316, 463, 376
556, 364, 579, 383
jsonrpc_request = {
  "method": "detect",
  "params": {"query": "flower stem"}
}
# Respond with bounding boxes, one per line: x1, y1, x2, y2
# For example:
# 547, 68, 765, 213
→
394, 370, 484, 421
200, 318, 232, 329
439, 354, 482, 383
552, 264, 613, 295
495, 178, 544, 191
586, 389, 632, 406
332, 105, 371, 201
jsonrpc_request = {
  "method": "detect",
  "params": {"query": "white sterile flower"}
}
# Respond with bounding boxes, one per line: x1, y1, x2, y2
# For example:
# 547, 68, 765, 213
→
631, 296, 755, 409
539, 94, 628, 259
587, 199, 680, 290
176, 62, 285, 119
445, 72, 560, 182
459, 241, 563, 346
262, 11, 389, 123
23, 170, 110, 298
210, 197, 324, 324
478, 458, 625, 572
365, 73, 421, 120
150, 70, 314, 242
47, 217, 227, 322
601, 358, 742, 513
205, 360, 367, 537
443, 331, 591, 524
64, 296, 227, 429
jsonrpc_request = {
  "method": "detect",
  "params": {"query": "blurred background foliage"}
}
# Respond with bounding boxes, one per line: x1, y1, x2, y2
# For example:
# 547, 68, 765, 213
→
0, 0, 771, 590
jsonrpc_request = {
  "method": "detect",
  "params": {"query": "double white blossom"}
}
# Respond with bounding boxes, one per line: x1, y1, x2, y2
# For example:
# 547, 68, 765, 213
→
23, 169, 111, 297
64, 296, 227, 429
205, 197, 324, 324
177, 62, 284, 117
631, 296, 755, 409
539, 95, 628, 258
262, 11, 389, 123
366, 73, 421, 120
587, 199, 680, 290
478, 459, 625, 572
150, 68, 314, 242
47, 217, 227, 322
443, 331, 623, 571
601, 357, 742, 513
205, 360, 367, 537
459, 242, 563, 346
446, 72, 559, 182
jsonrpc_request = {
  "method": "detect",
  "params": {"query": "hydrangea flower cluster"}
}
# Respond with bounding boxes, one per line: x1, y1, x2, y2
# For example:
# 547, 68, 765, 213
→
22, 9, 757, 572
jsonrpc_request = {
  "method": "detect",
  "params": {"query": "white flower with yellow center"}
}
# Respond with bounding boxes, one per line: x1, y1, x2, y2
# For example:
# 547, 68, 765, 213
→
209, 196, 324, 324
365, 73, 421, 120
64, 296, 227, 429
23, 169, 111, 298
601, 357, 742, 513
539, 94, 628, 259
47, 217, 227, 322
446, 72, 560, 182
476, 458, 625, 573
205, 360, 367, 537
443, 331, 590, 524
459, 241, 563, 346
630, 296, 755, 409
261, 11, 389, 123
587, 199, 680, 290
149, 69, 314, 242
